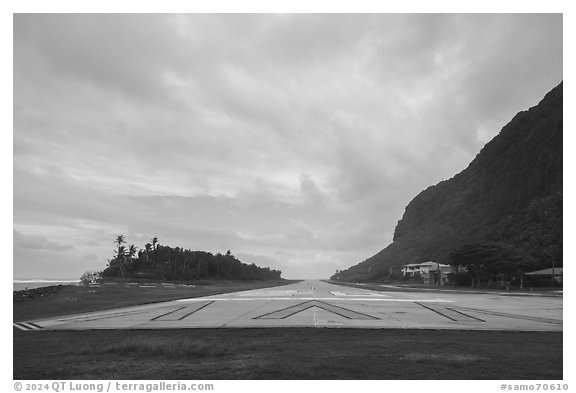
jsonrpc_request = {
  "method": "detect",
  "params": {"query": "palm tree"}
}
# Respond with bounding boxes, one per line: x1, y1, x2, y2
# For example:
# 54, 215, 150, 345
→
115, 235, 126, 248
114, 235, 127, 277
144, 243, 152, 265
116, 245, 126, 257
128, 244, 138, 264
115, 245, 127, 278
151, 237, 159, 250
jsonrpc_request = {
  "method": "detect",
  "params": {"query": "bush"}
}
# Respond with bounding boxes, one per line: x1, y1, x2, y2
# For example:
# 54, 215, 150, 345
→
80, 271, 102, 285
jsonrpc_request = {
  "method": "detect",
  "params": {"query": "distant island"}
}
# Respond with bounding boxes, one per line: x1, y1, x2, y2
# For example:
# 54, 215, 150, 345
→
333, 82, 562, 286
93, 235, 281, 282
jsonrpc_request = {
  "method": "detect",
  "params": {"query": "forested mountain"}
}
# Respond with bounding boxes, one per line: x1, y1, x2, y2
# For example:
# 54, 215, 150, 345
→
333, 82, 562, 283
103, 236, 282, 281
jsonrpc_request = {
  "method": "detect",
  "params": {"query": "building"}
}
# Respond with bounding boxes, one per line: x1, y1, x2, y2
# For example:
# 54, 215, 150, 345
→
525, 267, 563, 287
402, 261, 453, 285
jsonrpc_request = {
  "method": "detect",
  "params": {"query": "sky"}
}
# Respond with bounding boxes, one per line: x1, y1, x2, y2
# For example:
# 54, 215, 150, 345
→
13, 13, 562, 280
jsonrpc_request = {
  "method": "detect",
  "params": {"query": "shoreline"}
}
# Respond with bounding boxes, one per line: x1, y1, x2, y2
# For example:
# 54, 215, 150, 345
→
13, 280, 80, 292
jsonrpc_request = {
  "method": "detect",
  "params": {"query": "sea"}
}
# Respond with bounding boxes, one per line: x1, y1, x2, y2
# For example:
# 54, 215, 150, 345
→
13, 279, 80, 292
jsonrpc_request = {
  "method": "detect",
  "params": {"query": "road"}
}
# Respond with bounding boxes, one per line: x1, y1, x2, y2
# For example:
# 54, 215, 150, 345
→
14, 280, 562, 331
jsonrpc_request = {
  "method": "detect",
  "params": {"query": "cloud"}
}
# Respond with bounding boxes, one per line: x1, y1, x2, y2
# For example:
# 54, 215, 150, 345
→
13, 14, 562, 279
234, 252, 282, 270
13, 229, 73, 252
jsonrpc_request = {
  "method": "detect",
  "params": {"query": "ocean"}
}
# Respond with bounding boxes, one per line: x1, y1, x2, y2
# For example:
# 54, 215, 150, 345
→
13, 279, 80, 292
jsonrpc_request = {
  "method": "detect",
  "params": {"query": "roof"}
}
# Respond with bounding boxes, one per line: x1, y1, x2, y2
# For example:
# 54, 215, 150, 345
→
404, 262, 451, 268
427, 264, 453, 271
525, 267, 563, 276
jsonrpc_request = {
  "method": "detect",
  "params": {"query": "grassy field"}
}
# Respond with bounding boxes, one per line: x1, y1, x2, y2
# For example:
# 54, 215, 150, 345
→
14, 328, 562, 379
13, 278, 299, 322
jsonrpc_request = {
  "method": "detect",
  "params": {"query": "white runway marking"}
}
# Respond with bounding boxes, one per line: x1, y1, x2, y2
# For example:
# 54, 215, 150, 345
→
176, 297, 454, 302
13, 322, 44, 331
330, 291, 391, 297
237, 290, 299, 296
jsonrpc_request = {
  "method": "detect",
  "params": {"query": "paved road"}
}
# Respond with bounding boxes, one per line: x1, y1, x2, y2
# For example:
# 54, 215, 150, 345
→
14, 280, 562, 331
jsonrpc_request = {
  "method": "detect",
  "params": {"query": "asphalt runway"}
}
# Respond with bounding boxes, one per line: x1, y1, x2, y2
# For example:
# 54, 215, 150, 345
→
14, 280, 562, 331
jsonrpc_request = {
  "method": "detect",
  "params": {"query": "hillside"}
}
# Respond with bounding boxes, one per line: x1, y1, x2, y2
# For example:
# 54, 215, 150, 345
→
333, 82, 563, 283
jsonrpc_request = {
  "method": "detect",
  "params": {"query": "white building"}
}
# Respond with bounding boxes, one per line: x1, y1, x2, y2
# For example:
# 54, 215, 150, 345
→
402, 261, 453, 285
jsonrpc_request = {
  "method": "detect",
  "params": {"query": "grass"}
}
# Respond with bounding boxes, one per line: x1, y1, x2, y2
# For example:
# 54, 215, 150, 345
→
13, 278, 300, 322
13, 328, 562, 380
83, 336, 232, 359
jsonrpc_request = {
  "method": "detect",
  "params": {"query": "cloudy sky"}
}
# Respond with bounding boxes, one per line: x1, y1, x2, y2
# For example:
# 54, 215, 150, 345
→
13, 14, 562, 279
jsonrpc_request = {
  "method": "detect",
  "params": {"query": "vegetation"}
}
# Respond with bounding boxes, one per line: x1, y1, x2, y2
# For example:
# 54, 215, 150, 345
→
79, 270, 102, 285
13, 328, 562, 379
334, 82, 562, 284
103, 236, 281, 281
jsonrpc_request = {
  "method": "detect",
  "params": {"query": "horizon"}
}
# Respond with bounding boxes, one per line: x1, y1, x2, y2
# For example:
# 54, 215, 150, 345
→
13, 14, 562, 280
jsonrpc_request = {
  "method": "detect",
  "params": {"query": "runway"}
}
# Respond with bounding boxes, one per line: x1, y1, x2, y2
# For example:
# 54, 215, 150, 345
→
14, 280, 562, 331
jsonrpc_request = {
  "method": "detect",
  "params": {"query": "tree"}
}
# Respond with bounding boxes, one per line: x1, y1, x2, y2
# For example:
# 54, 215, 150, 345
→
450, 242, 530, 288
128, 244, 138, 259
115, 235, 126, 248
127, 244, 138, 271
115, 245, 127, 277
151, 237, 159, 250
450, 243, 494, 288
101, 237, 282, 281
80, 271, 102, 285
114, 235, 127, 277
144, 243, 152, 265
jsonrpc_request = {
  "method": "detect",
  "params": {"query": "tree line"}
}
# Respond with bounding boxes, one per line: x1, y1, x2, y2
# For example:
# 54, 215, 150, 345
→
101, 235, 282, 281
448, 241, 560, 288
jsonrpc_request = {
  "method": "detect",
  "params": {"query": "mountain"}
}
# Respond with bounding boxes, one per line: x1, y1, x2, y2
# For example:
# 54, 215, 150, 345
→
333, 82, 563, 283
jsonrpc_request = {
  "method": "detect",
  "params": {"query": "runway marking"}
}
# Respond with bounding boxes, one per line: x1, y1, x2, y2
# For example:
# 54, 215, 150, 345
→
177, 297, 453, 302
330, 291, 390, 297
152, 301, 214, 321
150, 306, 189, 321
455, 307, 563, 325
222, 300, 273, 327
13, 322, 44, 331
315, 301, 379, 320
57, 306, 178, 323
253, 300, 315, 319
237, 290, 299, 297
415, 302, 485, 323
254, 300, 379, 320
445, 307, 486, 322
